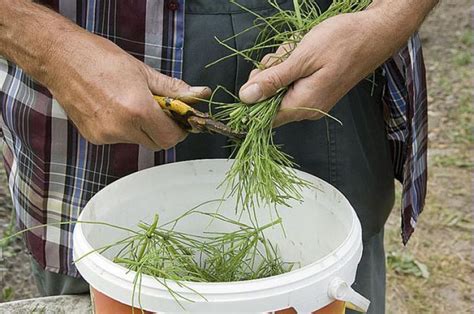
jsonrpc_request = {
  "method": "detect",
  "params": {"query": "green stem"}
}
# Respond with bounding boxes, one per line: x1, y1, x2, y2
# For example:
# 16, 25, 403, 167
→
293, 0, 303, 28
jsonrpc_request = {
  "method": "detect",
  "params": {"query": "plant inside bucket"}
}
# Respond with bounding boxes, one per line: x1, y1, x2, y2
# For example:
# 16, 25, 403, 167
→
73, 160, 369, 313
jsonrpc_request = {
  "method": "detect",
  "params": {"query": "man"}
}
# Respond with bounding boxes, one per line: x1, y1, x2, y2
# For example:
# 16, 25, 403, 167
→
0, 0, 437, 313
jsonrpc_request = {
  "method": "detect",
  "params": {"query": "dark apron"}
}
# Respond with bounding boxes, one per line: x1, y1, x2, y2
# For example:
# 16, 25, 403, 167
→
179, 1, 395, 313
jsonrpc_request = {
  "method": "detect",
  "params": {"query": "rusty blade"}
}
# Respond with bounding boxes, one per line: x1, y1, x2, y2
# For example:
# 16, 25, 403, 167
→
204, 120, 247, 141
154, 95, 246, 140
187, 116, 246, 141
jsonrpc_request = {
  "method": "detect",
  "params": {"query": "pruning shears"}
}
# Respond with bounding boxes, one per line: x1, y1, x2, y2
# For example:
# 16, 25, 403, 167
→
153, 96, 246, 141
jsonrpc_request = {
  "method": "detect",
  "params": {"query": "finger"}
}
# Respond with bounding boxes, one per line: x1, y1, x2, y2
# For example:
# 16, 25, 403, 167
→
246, 43, 294, 93
249, 45, 293, 83
248, 68, 261, 80
144, 64, 211, 101
260, 52, 283, 69
273, 69, 333, 127
272, 84, 303, 128
239, 56, 302, 104
142, 96, 188, 149
259, 43, 295, 69
178, 88, 212, 104
248, 44, 293, 83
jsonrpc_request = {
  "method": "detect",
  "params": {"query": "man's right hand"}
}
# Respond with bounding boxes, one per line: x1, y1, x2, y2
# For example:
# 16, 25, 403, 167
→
45, 29, 211, 150
0, 0, 210, 151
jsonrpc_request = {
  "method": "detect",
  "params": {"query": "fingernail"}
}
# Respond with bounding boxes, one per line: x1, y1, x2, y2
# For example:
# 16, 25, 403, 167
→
189, 86, 210, 95
240, 84, 263, 103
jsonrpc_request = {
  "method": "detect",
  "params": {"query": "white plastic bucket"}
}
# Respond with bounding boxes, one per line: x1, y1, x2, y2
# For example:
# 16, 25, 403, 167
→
73, 159, 369, 313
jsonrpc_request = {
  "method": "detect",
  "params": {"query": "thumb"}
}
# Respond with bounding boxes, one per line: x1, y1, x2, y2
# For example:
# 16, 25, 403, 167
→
239, 58, 301, 104
144, 65, 211, 100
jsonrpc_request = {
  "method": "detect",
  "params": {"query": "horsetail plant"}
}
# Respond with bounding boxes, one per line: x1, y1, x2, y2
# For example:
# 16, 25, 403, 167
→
209, 0, 372, 213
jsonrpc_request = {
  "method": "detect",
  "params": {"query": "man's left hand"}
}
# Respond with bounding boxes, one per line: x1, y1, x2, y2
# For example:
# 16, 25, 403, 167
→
238, 1, 435, 127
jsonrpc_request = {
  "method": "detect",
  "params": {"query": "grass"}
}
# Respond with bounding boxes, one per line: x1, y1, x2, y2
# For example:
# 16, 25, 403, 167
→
459, 29, 473, 46
0, 209, 15, 249
387, 251, 430, 279
453, 93, 473, 144
1, 287, 13, 302
454, 51, 471, 66
432, 154, 473, 169
0, 208, 16, 303
212, 87, 313, 214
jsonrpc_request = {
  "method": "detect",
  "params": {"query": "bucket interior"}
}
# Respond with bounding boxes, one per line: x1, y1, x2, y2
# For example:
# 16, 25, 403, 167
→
78, 160, 354, 271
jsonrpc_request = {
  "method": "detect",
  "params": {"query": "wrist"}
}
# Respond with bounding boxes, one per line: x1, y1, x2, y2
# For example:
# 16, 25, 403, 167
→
38, 22, 86, 88
0, 1, 82, 87
366, 0, 438, 47
360, 5, 418, 55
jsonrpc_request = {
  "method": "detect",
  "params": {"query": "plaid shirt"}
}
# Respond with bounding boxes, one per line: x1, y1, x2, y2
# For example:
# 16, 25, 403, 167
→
0, 0, 427, 276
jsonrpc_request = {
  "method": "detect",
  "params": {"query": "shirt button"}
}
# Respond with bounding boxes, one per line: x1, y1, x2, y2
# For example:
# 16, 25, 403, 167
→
167, 0, 179, 11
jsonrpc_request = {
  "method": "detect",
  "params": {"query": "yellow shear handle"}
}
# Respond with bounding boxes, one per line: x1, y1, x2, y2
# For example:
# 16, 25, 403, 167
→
153, 96, 193, 116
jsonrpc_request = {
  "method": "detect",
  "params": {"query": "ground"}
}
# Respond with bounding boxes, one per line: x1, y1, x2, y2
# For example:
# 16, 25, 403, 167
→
384, 1, 473, 313
0, 0, 472, 312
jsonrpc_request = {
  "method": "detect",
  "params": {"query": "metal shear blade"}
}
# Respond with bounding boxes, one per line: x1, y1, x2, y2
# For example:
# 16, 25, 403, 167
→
154, 96, 246, 140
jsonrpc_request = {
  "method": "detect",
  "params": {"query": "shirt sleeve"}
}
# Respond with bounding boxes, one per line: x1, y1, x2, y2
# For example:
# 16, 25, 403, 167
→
381, 33, 429, 244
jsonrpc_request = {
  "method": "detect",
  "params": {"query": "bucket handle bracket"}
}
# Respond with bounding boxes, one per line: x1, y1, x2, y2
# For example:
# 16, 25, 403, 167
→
327, 277, 370, 313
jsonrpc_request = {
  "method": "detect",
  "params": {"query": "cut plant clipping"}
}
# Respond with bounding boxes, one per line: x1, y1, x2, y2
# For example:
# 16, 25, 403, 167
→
101, 211, 291, 307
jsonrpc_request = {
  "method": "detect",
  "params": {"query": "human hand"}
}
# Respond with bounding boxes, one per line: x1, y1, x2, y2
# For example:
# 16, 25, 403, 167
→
238, 7, 412, 127
44, 28, 210, 150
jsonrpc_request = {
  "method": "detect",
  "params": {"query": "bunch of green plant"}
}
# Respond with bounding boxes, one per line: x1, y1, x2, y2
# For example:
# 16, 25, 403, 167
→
211, 86, 312, 213
110, 209, 292, 307
209, 0, 372, 212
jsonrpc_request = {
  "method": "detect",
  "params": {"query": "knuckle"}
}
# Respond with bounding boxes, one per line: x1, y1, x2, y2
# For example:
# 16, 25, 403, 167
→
166, 77, 187, 94
264, 71, 285, 91
261, 54, 273, 66
286, 53, 307, 77
115, 95, 148, 122
127, 105, 147, 121
126, 94, 152, 121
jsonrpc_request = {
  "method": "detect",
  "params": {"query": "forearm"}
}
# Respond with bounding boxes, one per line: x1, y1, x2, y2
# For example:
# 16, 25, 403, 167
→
0, 0, 82, 85
368, 0, 439, 48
